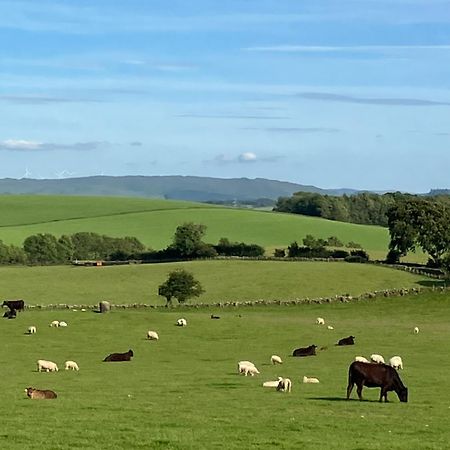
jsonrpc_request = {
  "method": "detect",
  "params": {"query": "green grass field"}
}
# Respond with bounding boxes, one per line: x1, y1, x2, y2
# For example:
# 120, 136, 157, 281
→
0, 260, 432, 306
0, 195, 393, 260
1, 291, 449, 449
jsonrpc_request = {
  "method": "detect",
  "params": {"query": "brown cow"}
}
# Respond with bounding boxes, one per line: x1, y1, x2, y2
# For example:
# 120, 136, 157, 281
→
103, 349, 134, 362
25, 387, 57, 399
346, 361, 408, 403
292, 345, 317, 357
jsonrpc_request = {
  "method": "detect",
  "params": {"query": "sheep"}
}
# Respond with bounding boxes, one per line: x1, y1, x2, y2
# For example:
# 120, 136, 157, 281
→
28, 326, 37, 334
177, 318, 187, 327
37, 360, 59, 372
59, 321, 68, 327
262, 380, 280, 388
303, 376, 320, 384
147, 330, 159, 340
414, 326, 419, 334
277, 377, 292, 392
237, 361, 259, 376
354, 356, 370, 363
64, 360, 79, 371
370, 354, 385, 364
316, 317, 325, 325
327, 325, 334, 330
50, 320, 60, 327
389, 356, 403, 370
270, 355, 283, 365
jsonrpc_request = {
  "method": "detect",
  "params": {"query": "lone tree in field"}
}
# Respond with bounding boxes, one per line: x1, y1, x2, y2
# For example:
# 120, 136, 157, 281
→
158, 269, 204, 306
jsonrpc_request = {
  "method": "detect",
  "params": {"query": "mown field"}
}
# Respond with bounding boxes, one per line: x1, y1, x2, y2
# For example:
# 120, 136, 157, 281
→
0, 260, 432, 306
0, 195, 393, 260
1, 291, 449, 449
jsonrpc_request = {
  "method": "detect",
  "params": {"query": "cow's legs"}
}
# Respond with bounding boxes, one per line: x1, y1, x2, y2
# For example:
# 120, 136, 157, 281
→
379, 387, 389, 403
356, 383, 363, 401
346, 381, 354, 400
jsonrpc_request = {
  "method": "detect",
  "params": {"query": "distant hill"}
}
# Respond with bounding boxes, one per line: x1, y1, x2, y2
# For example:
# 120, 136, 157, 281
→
0, 176, 359, 201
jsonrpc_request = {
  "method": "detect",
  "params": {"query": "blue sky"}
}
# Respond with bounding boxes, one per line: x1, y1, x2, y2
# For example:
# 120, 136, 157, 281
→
0, 0, 449, 192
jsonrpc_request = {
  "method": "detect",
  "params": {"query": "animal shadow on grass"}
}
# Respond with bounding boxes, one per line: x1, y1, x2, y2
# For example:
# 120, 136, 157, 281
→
417, 280, 445, 288
309, 397, 373, 402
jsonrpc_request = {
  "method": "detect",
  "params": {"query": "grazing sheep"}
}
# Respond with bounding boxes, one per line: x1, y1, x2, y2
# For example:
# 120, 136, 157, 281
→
277, 377, 292, 392
414, 326, 419, 334
316, 317, 325, 325
302, 376, 320, 384
271, 355, 283, 365
28, 326, 37, 334
37, 360, 59, 372
25, 387, 57, 399
147, 330, 159, 340
354, 356, 370, 363
389, 356, 403, 370
64, 360, 79, 371
327, 325, 334, 330
59, 321, 68, 327
237, 361, 259, 376
177, 318, 187, 327
370, 354, 385, 364
50, 320, 60, 327
262, 380, 280, 387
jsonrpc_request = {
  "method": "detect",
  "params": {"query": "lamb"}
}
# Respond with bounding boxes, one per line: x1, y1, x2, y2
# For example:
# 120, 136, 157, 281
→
64, 360, 79, 371
370, 354, 385, 364
389, 356, 403, 370
414, 326, 419, 334
177, 318, 187, 327
302, 376, 320, 384
28, 326, 37, 334
354, 356, 370, 363
37, 360, 59, 372
270, 355, 283, 365
316, 317, 325, 325
277, 377, 292, 392
50, 320, 60, 327
59, 321, 68, 327
147, 330, 159, 340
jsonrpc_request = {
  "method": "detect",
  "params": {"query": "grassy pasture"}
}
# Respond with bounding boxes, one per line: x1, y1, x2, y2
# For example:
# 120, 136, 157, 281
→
0, 292, 449, 449
0, 261, 431, 306
0, 195, 392, 259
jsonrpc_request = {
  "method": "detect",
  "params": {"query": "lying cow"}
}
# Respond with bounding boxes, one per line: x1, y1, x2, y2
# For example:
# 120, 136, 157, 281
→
2, 299, 24, 311
103, 349, 134, 362
337, 336, 355, 346
25, 387, 57, 399
292, 345, 317, 357
346, 361, 408, 403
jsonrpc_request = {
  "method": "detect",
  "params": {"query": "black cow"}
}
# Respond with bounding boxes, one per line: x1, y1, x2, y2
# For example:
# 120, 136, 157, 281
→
210, 314, 220, 319
337, 336, 355, 346
103, 349, 134, 362
347, 361, 408, 403
292, 345, 317, 357
3, 309, 17, 319
2, 300, 25, 311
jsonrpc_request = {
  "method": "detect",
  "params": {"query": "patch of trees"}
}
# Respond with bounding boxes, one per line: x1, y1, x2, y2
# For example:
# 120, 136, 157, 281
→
274, 191, 450, 227
158, 269, 204, 306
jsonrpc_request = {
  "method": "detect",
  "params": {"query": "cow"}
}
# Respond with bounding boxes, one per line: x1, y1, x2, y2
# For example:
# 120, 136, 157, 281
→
2, 300, 25, 311
3, 309, 16, 319
292, 345, 317, 357
103, 349, 134, 362
337, 336, 355, 346
346, 361, 408, 403
210, 314, 220, 319
25, 387, 57, 399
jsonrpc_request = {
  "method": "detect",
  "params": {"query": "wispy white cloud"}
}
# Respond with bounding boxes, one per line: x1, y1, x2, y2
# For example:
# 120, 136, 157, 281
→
0, 139, 108, 152
207, 152, 282, 165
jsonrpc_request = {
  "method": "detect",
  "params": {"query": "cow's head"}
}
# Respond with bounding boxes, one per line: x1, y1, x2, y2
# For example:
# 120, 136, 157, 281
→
398, 387, 408, 403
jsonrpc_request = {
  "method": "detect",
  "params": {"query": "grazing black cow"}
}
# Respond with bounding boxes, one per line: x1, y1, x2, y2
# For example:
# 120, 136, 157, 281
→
103, 349, 134, 362
3, 309, 16, 319
210, 314, 220, 319
347, 361, 408, 403
292, 345, 317, 357
337, 335, 355, 346
2, 300, 24, 311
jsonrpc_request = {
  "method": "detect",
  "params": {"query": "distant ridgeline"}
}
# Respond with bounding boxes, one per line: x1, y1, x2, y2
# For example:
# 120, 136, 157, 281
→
274, 191, 450, 227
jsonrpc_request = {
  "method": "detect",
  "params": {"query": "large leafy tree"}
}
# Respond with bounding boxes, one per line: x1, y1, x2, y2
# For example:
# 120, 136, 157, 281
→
170, 222, 216, 258
23, 233, 60, 264
158, 269, 204, 305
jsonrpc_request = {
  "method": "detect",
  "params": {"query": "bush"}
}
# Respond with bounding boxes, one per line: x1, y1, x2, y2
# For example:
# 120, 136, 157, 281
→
273, 248, 286, 258
330, 249, 350, 259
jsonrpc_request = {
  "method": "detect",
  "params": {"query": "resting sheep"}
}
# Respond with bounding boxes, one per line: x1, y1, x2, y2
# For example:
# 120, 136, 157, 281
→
277, 377, 292, 392
270, 355, 282, 365
64, 360, 79, 371
316, 317, 325, 325
302, 376, 320, 384
327, 325, 334, 330
389, 356, 403, 370
59, 321, 68, 327
177, 318, 187, 327
37, 360, 59, 372
147, 331, 159, 340
28, 326, 37, 334
354, 356, 370, 363
263, 380, 280, 388
370, 354, 385, 364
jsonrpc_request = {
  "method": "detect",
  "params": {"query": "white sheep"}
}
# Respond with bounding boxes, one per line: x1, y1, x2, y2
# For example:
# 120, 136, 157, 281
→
237, 361, 259, 376
370, 354, 385, 364
302, 376, 320, 384
64, 360, 79, 371
262, 380, 280, 387
414, 326, 419, 334
354, 356, 370, 363
37, 360, 59, 372
316, 317, 325, 325
50, 320, 60, 327
327, 325, 334, 330
59, 321, 68, 327
28, 326, 37, 334
147, 330, 159, 340
177, 318, 187, 327
270, 355, 282, 365
389, 356, 403, 370
277, 377, 292, 392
